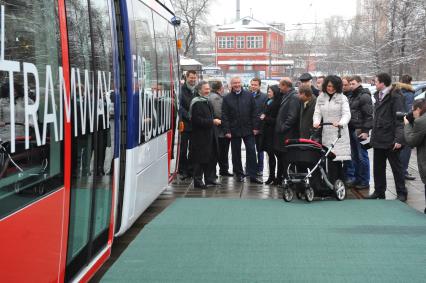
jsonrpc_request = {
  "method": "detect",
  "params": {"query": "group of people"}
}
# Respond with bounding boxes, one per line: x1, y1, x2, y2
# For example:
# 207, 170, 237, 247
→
178, 70, 426, 213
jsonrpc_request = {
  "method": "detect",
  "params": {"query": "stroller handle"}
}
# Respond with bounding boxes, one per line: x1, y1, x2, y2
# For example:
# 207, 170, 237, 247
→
320, 123, 342, 138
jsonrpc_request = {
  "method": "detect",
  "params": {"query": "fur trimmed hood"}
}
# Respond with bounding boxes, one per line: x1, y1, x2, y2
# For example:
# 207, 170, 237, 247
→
395, 82, 414, 92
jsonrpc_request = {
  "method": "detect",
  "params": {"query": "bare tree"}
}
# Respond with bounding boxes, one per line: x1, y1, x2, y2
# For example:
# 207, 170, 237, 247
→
172, 0, 212, 58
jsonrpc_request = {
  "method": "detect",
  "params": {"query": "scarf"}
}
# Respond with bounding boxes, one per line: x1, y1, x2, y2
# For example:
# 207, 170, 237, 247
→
189, 95, 209, 120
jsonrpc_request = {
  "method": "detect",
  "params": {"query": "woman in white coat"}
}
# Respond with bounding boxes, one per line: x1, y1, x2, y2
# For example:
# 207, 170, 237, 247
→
313, 75, 351, 183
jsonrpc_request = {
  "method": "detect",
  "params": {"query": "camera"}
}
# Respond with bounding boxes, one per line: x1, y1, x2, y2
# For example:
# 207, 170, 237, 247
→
396, 111, 414, 124
171, 16, 181, 26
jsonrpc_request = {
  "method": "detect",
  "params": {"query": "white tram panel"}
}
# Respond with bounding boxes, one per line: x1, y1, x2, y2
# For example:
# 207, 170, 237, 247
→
116, 135, 168, 236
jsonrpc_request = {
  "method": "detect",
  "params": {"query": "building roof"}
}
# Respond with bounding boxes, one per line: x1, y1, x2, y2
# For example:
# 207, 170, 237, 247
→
218, 60, 294, 66
180, 56, 203, 71
216, 16, 285, 34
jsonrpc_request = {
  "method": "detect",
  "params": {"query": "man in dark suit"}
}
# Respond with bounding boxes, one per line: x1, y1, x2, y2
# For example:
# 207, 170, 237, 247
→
222, 77, 262, 184
368, 73, 407, 201
250, 78, 267, 176
178, 70, 197, 179
190, 81, 221, 189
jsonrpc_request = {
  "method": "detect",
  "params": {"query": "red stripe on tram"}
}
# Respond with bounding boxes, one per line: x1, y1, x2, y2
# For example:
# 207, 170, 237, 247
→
57, 0, 72, 281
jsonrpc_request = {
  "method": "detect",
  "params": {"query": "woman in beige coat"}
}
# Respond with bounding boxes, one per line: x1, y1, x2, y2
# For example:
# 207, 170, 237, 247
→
313, 75, 351, 183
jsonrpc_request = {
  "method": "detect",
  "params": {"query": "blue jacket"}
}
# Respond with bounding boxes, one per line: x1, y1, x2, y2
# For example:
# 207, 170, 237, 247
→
397, 83, 415, 112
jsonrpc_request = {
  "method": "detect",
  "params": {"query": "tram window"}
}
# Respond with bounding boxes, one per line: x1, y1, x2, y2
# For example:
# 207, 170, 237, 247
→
0, 0, 64, 219
132, 0, 158, 144
153, 13, 173, 136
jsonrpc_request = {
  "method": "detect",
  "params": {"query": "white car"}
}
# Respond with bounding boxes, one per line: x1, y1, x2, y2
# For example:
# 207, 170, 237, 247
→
415, 90, 425, 100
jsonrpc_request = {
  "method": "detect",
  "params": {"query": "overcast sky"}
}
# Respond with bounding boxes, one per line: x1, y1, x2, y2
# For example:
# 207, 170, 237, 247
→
209, 0, 357, 33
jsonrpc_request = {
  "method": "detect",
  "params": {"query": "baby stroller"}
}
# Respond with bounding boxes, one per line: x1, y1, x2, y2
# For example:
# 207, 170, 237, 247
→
282, 123, 346, 202
0, 136, 49, 195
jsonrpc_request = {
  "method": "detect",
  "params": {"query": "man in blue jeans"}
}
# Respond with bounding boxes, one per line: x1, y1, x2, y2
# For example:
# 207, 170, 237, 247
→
222, 77, 262, 184
348, 76, 373, 189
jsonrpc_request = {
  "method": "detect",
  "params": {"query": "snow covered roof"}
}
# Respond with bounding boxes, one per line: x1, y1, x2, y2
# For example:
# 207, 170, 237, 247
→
217, 16, 285, 34
180, 56, 203, 71
218, 60, 294, 66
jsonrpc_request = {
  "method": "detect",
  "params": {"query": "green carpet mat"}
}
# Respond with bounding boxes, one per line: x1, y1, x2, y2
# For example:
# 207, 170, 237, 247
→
102, 199, 426, 282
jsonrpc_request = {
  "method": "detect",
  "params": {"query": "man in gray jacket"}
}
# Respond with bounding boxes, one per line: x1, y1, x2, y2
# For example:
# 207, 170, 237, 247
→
208, 81, 233, 177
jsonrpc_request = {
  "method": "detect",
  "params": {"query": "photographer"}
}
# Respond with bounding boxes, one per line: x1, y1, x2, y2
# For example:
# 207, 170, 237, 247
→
403, 99, 426, 214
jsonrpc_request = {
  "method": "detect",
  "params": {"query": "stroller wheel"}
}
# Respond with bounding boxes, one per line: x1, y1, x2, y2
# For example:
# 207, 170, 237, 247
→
334, 179, 346, 201
283, 187, 294, 202
14, 182, 22, 194
305, 187, 314, 202
34, 183, 45, 196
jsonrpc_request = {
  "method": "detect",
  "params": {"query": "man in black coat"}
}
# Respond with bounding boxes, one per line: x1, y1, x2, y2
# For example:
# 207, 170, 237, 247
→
368, 73, 407, 201
297, 85, 316, 139
348, 75, 373, 190
178, 70, 197, 179
190, 81, 221, 189
274, 78, 301, 184
250, 78, 267, 176
222, 77, 262, 184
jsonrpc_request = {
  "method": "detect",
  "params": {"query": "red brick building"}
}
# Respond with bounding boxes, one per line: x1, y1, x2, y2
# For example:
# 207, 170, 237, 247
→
215, 17, 293, 83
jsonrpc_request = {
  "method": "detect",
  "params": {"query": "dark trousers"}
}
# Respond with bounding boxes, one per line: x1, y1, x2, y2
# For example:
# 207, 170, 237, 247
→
193, 161, 216, 185
266, 150, 277, 178
231, 135, 257, 178
178, 131, 192, 175
400, 145, 412, 176
329, 160, 344, 184
218, 137, 231, 173
276, 152, 288, 182
255, 134, 264, 173
373, 148, 407, 196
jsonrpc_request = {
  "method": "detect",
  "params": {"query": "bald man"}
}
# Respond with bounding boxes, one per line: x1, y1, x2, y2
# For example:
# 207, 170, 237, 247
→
222, 77, 263, 184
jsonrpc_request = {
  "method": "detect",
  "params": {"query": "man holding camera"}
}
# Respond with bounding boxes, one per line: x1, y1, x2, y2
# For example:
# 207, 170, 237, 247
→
368, 73, 407, 201
403, 99, 426, 214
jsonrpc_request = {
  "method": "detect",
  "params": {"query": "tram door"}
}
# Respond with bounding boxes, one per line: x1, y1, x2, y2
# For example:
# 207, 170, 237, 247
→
64, 0, 115, 280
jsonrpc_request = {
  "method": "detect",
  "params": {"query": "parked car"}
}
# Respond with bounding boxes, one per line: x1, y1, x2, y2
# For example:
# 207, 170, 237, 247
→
260, 79, 280, 94
413, 83, 426, 98
415, 90, 425, 100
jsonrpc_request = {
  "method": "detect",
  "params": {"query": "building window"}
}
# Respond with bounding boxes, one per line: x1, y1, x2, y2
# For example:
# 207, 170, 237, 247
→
218, 36, 234, 49
236, 36, 244, 49
218, 36, 226, 49
226, 36, 234, 48
247, 35, 263, 49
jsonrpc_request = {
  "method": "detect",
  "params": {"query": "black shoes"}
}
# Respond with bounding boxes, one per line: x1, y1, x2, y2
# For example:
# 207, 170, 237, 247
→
179, 173, 192, 180
345, 180, 356, 188
250, 178, 263, 184
205, 180, 220, 187
236, 175, 245, 182
397, 194, 407, 202
194, 183, 206, 190
405, 174, 416, 181
366, 191, 385, 199
265, 177, 275, 185
220, 171, 234, 177
354, 184, 370, 190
